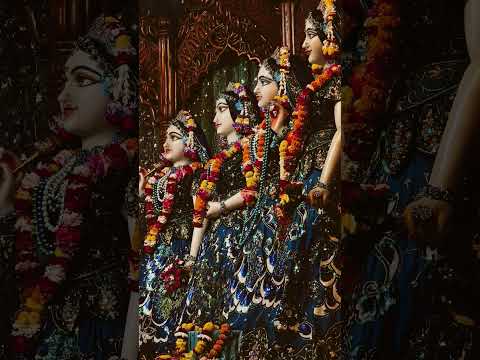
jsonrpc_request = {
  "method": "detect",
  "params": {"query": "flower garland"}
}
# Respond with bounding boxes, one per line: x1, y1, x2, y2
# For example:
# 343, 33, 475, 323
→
272, 47, 291, 113
192, 83, 263, 227
12, 138, 138, 354
276, 63, 341, 221
144, 161, 202, 253
342, 0, 400, 177
182, 112, 204, 162
159, 258, 191, 295
321, 0, 340, 59
239, 111, 269, 206
230, 82, 255, 136
158, 322, 232, 360
192, 142, 242, 227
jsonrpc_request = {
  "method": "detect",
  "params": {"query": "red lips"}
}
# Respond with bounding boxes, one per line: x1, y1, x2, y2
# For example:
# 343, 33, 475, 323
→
62, 105, 77, 119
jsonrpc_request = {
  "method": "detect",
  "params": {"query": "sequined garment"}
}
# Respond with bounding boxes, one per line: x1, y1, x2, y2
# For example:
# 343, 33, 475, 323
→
269, 76, 342, 359
138, 169, 199, 359
179, 151, 247, 325
343, 1, 475, 358
223, 74, 342, 359
34, 166, 134, 360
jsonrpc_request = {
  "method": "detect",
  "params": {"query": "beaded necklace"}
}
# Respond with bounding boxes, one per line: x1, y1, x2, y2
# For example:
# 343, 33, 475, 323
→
239, 112, 273, 245
12, 138, 137, 354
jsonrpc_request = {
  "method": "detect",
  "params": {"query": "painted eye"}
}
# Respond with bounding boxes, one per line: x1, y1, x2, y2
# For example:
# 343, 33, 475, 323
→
75, 74, 100, 87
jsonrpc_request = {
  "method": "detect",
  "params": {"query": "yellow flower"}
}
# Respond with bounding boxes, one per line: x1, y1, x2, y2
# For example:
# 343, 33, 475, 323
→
156, 355, 172, 360
279, 141, 288, 152
16, 190, 31, 200
176, 338, 187, 346
203, 321, 215, 332
145, 235, 156, 246
181, 352, 194, 360
16, 311, 30, 326
25, 297, 44, 312
27, 311, 40, 324
54, 247, 65, 257
181, 322, 195, 331
115, 35, 130, 49
279, 193, 290, 205
105, 16, 118, 24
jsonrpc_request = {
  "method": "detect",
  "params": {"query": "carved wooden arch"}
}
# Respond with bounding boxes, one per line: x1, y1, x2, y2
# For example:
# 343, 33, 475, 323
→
176, 0, 282, 104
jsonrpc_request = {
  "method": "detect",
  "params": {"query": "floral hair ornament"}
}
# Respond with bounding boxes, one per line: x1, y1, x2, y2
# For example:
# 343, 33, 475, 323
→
272, 47, 292, 114
307, 0, 341, 59
75, 15, 138, 133
171, 110, 210, 163
261, 46, 303, 113
223, 82, 260, 136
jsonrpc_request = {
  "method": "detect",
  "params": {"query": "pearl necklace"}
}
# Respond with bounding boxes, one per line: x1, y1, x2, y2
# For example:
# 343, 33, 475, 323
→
152, 168, 170, 213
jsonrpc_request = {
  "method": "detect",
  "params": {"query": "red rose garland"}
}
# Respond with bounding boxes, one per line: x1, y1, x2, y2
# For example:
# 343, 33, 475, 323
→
12, 138, 137, 353
143, 162, 202, 254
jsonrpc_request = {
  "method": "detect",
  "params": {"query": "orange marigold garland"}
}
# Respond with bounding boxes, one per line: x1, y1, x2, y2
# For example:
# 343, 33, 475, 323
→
193, 107, 264, 226
193, 142, 242, 227
342, 0, 400, 177
157, 322, 232, 360
276, 63, 342, 222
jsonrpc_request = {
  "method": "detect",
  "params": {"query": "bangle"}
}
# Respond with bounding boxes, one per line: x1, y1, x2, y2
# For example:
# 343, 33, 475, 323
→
419, 184, 455, 203
220, 200, 228, 214
317, 181, 334, 191
184, 254, 196, 263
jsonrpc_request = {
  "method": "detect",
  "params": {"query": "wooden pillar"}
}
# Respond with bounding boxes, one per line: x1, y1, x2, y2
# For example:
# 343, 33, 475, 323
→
281, 1, 296, 53
158, 18, 176, 128
139, 15, 177, 168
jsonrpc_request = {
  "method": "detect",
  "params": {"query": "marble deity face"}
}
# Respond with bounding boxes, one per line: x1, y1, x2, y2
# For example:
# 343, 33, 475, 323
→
253, 65, 279, 109
213, 98, 235, 137
163, 125, 189, 164
302, 18, 326, 65
58, 50, 113, 137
